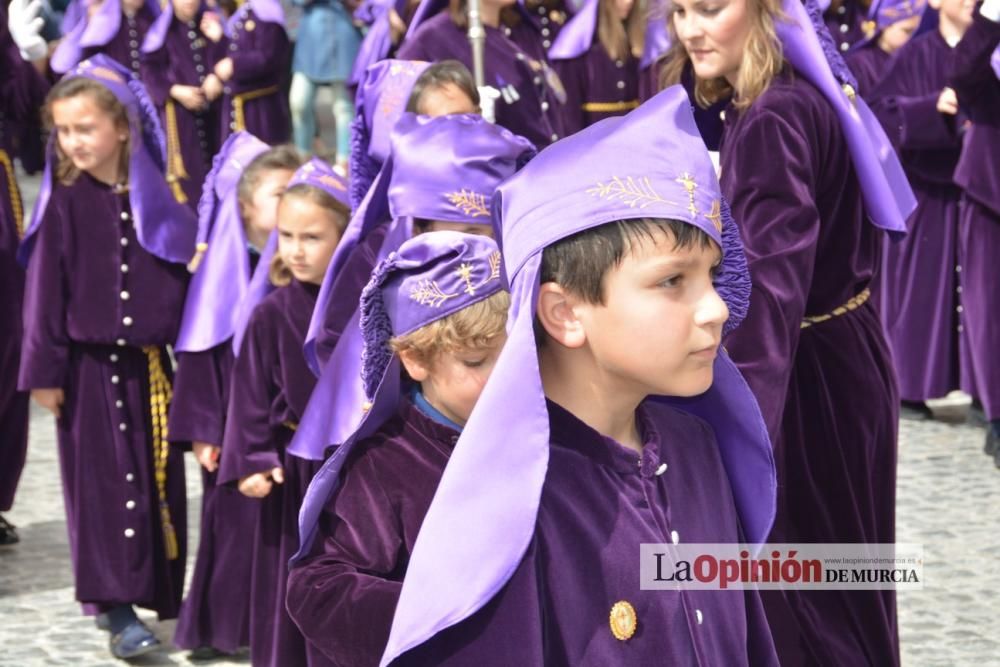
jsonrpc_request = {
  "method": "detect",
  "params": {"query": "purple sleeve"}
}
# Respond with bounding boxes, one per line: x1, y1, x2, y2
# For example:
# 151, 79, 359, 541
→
951, 13, 1000, 103
17, 196, 70, 391
389, 541, 546, 666
219, 306, 283, 483
722, 110, 820, 439
552, 56, 586, 136
230, 21, 290, 83
869, 51, 958, 151
168, 345, 231, 447
286, 453, 404, 665
140, 46, 173, 108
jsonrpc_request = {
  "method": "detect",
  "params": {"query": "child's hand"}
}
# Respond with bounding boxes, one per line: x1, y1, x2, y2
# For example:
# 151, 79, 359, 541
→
214, 57, 234, 82
31, 387, 65, 419
937, 87, 959, 115
202, 74, 223, 102
200, 12, 223, 42
171, 84, 207, 111
192, 441, 220, 473
238, 467, 283, 498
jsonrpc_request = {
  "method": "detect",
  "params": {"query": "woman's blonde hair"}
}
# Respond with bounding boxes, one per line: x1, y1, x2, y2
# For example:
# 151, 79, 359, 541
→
659, 0, 785, 109
391, 289, 510, 364
45, 77, 131, 185
268, 182, 351, 287
598, 0, 647, 61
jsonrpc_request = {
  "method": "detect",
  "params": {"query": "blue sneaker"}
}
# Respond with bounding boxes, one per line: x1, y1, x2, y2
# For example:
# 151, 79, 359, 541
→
109, 620, 161, 659
95, 613, 110, 631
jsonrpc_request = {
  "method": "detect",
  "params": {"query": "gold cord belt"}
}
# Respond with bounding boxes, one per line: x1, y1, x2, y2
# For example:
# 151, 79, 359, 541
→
800, 288, 871, 329
232, 85, 280, 133
582, 100, 640, 113
144, 346, 179, 561
164, 100, 189, 204
0, 149, 24, 237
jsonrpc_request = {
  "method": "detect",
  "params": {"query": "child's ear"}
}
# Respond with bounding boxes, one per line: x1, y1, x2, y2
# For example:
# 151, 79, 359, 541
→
536, 283, 587, 349
398, 348, 431, 382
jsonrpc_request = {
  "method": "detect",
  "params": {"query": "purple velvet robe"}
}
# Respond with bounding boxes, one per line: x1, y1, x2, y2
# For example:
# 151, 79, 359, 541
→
219, 8, 291, 145
554, 43, 640, 135
398, 12, 563, 147
314, 223, 388, 370
719, 70, 899, 667
517, 0, 567, 51
286, 398, 458, 667
846, 39, 893, 98
168, 342, 256, 652
17, 172, 190, 617
83, 6, 158, 77
389, 400, 778, 666
824, 0, 870, 55
869, 30, 963, 402
0, 16, 48, 513
140, 14, 224, 209
951, 12, 1000, 420
219, 279, 331, 667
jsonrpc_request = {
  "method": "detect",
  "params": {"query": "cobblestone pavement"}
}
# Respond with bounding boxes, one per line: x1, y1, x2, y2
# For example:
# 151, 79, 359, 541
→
4, 175, 1000, 665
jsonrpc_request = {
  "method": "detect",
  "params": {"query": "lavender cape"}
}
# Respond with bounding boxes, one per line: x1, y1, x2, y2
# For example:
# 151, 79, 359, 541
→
288, 113, 534, 463
379, 85, 776, 666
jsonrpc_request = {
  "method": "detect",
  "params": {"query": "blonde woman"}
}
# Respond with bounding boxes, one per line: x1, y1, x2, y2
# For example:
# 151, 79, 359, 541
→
663, 0, 914, 664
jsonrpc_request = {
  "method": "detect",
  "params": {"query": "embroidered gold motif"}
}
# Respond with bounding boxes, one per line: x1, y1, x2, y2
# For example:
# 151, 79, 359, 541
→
487, 251, 501, 282
609, 601, 637, 641
456, 263, 476, 295
445, 189, 491, 218
586, 176, 676, 210
410, 279, 460, 308
707, 200, 723, 233
676, 172, 700, 216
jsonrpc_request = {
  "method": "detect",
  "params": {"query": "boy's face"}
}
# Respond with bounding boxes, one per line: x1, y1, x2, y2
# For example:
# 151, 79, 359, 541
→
573, 229, 728, 398
277, 195, 344, 285
878, 15, 921, 53
403, 337, 507, 426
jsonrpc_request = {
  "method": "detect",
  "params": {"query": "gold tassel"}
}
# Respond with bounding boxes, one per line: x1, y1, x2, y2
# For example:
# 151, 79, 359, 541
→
0, 150, 24, 238
164, 100, 189, 204
232, 85, 280, 134
144, 346, 179, 561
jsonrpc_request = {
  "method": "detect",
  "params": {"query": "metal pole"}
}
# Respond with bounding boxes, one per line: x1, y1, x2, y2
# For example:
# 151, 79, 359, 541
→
466, 0, 486, 88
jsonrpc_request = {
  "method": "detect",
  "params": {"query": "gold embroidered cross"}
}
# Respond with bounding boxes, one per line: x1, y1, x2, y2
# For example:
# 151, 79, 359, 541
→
410, 279, 458, 307
456, 263, 476, 295
445, 189, 490, 218
676, 172, 700, 216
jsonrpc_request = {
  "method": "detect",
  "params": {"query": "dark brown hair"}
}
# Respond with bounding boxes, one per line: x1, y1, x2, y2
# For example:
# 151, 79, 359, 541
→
45, 76, 131, 185
406, 60, 481, 113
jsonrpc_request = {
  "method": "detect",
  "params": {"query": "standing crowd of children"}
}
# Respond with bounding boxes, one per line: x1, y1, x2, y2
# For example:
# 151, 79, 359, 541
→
1, 0, 998, 664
